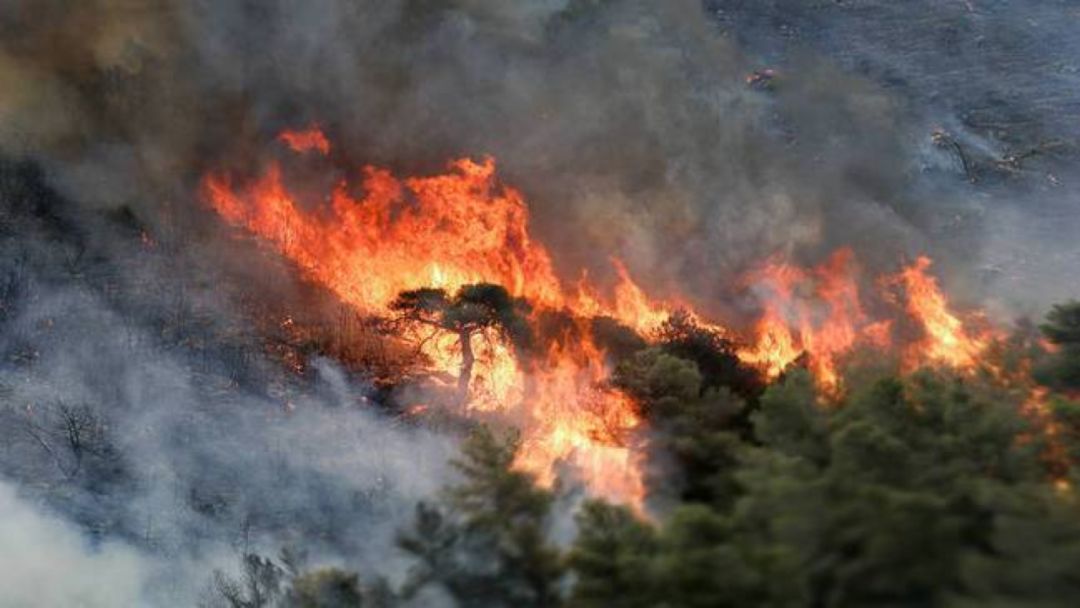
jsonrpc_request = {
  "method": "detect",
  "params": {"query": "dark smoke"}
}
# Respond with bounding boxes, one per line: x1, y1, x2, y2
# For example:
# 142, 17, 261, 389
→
0, 1, 1077, 604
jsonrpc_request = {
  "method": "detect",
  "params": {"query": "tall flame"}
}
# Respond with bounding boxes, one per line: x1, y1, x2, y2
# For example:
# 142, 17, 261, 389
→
737, 249, 891, 392
203, 126, 1006, 506
734, 251, 1001, 392
204, 135, 647, 506
890, 255, 991, 370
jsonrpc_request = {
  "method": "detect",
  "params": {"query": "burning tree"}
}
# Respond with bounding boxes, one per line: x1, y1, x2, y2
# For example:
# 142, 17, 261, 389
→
390, 283, 532, 403
202, 127, 1029, 510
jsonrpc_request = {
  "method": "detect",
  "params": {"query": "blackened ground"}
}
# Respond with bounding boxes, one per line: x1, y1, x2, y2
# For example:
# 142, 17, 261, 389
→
708, 0, 1080, 313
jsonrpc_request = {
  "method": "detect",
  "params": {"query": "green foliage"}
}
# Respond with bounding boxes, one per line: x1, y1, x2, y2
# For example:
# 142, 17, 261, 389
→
212, 302, 1080, 608
1037, 301, 1080, 390
398, 426, 563, 607
567, 501, 658, 608
614, 348, 747, 507
1050, 396, 1080, 472
731, 370, 1075, 607
654, 310, 763, 401
614, 348, 703, 417
446, 283, 534, 350
570, 501, 805, 608
391, 283, 532, 349
388, 287, 449, 320
1041, 302, 1080, 346
283, 568, 380, 608
206, 551, 393, 608
588, 315, 650, 365
752, 369, 829, 466
569, 364, 1080, 608
1036, 350, 1080, 392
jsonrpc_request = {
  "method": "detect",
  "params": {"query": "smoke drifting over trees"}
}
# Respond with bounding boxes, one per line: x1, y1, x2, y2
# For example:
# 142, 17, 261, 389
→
1, 1, 1079, 606
6, 1, 1076, 307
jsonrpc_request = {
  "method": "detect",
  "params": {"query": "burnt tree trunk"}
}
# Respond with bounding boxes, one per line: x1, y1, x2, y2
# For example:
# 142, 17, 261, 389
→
457, 328, 475, 403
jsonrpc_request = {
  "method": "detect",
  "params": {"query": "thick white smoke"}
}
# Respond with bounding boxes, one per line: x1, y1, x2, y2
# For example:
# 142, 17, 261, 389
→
0, 480, 148, 607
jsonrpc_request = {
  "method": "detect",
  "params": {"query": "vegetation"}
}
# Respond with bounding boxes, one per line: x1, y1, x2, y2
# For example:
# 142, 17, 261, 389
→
1036, 301, 1080, 391
398, 427, 563, 607
219, 295, 1080, 604
568, 352, 1080, 608
391, 284, 532, 400
199, 301, 1080, 607
204, 550, 393, 608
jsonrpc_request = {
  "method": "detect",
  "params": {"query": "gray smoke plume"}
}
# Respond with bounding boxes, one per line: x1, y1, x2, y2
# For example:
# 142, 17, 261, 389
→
1, 1, 1078, 603
0, 479, 151, 606
0, 162, 456, 603
2, 1, 1075, 309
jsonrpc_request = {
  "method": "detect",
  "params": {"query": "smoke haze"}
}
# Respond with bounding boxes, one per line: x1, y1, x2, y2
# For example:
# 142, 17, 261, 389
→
1, 1, 1078, 604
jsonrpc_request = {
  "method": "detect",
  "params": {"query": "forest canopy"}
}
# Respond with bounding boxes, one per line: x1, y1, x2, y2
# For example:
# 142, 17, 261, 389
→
204, 302, 1080, 608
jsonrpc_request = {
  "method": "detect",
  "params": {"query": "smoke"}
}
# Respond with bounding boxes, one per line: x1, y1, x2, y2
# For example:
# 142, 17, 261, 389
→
704, 0, 1080, 312
0, 159, 456, 602
0, 0, 1078, 602
1, 1, 1071, 315
0, 3, 947, 299
0, 480, 150, 607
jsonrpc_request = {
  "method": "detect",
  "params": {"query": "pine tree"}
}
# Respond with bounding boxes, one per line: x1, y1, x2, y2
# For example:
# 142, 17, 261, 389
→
399, 426, 563, 607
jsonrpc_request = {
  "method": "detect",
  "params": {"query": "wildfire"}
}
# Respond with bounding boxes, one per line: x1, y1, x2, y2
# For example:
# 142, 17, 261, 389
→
735, 251, 1002, 393
737, 249, 892, 392
567, 261, 676, 338
278, 125, 331, 155
889, 255, 993, 370
202, 126, 1006, 507
204, 131, 650, 507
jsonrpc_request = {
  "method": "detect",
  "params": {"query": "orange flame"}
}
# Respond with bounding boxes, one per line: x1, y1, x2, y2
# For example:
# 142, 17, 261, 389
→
889, 256, 993, 370
203, 133, 648, 507
204, 127, 1010, 505
737, 249, 891, 392
735, 251, 1003, 392
278, 125, 331, 155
